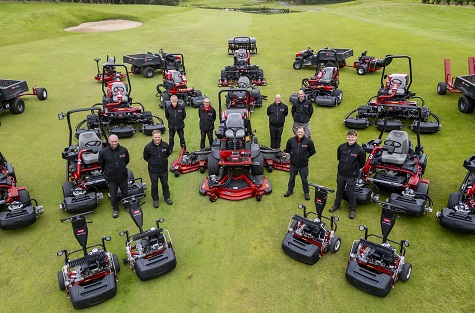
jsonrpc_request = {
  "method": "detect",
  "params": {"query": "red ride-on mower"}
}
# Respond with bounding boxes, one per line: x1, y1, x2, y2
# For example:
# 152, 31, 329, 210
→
119, 194, 177, 281
199, 89, 272, 202
436, 155, 475, 234
98, 62, 166, 138
56, 211, 120, 310
93, 56, 126, 82
282, 183, 341, 265
345, 201, 412, 298
259, 146, 290, 172
0, 152, 44, 230
170, 146, 211, 177
351, 51, 392, 75
224, 76, 266, 112
156, 54, 206, 109
344, 55, 441, 133
218, 48, 267, 87
436, 56, 475, 95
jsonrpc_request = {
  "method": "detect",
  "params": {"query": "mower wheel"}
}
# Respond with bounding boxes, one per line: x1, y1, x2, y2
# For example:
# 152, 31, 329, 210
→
18, 189, 31, 206
437, 82, 447, 95
251, 153, 264, 176
209, 194, 217, 202
458, 95, 475, 113
195, 89, 202, 97
112, 254, 121, 273
415, 182, 429, 199
142, 67, 155, 78
57, 271, 66, 291
333, 89, 343, 105
199, 166, 205, 174
267, 165, 273, 173
329, 236, 341, 253
400, 262, 412, 282
208, 155, 219, 176
36, 87, 48, 100
293, 61, 303, 70
256, 195, 262, 202
447, 191, 462, 209
9, 98, 25, 114
356, 66, 366, 75
174, 170, 179, 177
62, 181, 75, 198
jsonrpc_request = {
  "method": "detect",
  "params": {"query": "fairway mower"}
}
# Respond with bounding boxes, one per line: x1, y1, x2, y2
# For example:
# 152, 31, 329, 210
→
156, 54, 206, 108
97, 61, 166, 137
0, 78, 47, 116
228, 36, 257, 55
436, 155, 475, 234
0, 152, 44, 230
344, 55, 441, 133
119, 194, 177, 281
56, 211, 120, 310
218, 48, 266, 87
292, 47, 353, 70
199, 89, 271, 202
351, 51, 391, 75
345, 201, 412, 298
93, 56, 126, 82
123, 49, 183, 78
222, 76, 265, 112
282, 183, 340, 265
170, 146, 211, 177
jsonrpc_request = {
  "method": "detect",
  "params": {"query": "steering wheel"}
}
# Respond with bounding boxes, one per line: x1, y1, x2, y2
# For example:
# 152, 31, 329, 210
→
112, 86, 125, 93
390, 78, 403, 86
301, 78, 309, 87
85, 140, 102, 148
383, 140, 402, 149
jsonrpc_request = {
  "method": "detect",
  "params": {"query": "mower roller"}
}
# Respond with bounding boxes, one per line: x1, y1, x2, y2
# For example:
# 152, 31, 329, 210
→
282, 183, 341, 265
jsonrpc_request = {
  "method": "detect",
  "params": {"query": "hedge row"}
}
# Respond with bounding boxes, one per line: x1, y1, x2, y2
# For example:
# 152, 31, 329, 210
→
421, 0, 475, 5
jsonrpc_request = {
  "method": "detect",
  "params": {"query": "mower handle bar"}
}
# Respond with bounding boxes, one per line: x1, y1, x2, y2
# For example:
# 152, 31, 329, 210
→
308, 182, 334, 193
60, 211, 94, 223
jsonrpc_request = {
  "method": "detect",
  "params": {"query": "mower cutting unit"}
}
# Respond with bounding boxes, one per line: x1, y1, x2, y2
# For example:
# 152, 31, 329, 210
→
282, 183, 340, 265
199, 89, 271, 202
351, 51, 392, 75
218, 48, 266, 87
292, 47, 353, 70
436, 56, 474, 96
156, 54, 206, 109
56, 211, 120, 310
344, 55, 441, 133
93, 56, 126, 82
227, 36, 257, 55
0, 152, 44, 230
345, 201, 412, 298
124, 49, 184, 78
0, 78, 47, 116
97, 62, 166, 138
119, 194, 177, 281
436, 155, 475, 234
259, 146, 290, 172
170, 146, 211, 177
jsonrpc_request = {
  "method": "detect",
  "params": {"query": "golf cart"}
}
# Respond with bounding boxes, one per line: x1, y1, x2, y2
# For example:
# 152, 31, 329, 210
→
292, 47, 353, 70
282, 183, 340, 264
123, 49, 183, 78
351, 51, 392, 75
93, 56, 126, 82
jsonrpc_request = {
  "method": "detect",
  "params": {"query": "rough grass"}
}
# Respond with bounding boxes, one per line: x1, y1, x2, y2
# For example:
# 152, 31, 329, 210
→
0, 1, 474, 312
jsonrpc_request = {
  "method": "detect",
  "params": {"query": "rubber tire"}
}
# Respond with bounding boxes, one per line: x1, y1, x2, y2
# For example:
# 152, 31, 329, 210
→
207, 155, 219, 176
62, 181, 75, 198
458, 95, 475, 113
333, 89, 343, 105
112, 254, 121, 273
437, 82, 447, 95
267, 165, 273, 173
329, 236, 341, 253
356, 66, 366, 75
195, 90, 202, 97
18, 189, 31, 206
415, 182, 429, 199
142, 67, 155, 78
174, 170, 179, 177
293, 61, 303, 70
400, 262, 412, 282
57, 271, 66, 291
36, 87, 47, 100
199, 166, 205, 174
9, 98, 25, 114
251, 153, 264, 176
447, 191, 462, 208
127, 169, 134, 181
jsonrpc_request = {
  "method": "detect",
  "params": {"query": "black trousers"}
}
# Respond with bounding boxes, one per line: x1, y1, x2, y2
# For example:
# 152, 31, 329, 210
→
287, 164, 309, 194
108, 180, 128, 212
149, 172, 170, 200
333, 174, 357, 212
200, 130, 213, 149
269, 125, 284, 149
169, 129, 185, 152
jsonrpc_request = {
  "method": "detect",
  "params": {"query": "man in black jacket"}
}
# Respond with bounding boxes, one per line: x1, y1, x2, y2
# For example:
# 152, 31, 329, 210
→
165, 95, 186, 153
283, 126, 316, 200
267, 94, 288, 149
198, 97, 216, 149
329, 129, 366, 219
98, 134, 129, 218
291, 89, 313, 139
143, 130, 172, 208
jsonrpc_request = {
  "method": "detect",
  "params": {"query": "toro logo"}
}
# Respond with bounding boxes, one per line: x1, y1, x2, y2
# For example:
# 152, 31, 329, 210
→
316, 198, 322, 204
133, 209, 141, 216
77, 228, 85, 234
382, 217, 391, 224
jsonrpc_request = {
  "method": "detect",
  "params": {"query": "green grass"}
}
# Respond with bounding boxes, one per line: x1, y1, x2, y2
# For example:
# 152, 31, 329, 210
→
0, 1, 474, 312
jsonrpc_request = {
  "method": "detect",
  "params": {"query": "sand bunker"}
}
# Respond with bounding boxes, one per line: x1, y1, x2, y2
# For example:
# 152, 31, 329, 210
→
65, 19, 142, 32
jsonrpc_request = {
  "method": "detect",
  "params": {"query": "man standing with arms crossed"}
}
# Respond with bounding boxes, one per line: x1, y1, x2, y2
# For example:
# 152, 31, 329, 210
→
291, 89, 313, 139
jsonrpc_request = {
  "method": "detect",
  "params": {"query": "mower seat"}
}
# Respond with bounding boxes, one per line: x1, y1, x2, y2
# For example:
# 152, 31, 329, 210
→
238, 76, 250, 89
225, 112, 245, 139
381, 130, 409, 165
110, 82, 128, 103
171, 70, 185, 86
318, 67, 336, 84
78, 132, 103, 165
387, 74, 407, 96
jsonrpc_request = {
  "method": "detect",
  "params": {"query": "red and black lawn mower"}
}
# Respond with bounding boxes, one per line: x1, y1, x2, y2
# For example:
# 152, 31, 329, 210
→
0, 152, 44, 230
93, 56, 126, 82
344, 55, 441, 133
56, 211, 120, 310
170, 146, 211, 177
282, 183, 341, 265
223, 76, 266, 112
156, 54, 206, 108
259, 146, 290, 172
292, 47, 353, 70
351, 50, 392, 75
199, 89, 271, 202
345, 201, 412, 298
123, 49, 184, 78
119, 194, 177, 281
436, 155, 475, 234
218, 48, 266, 87
228, 36, 257, 55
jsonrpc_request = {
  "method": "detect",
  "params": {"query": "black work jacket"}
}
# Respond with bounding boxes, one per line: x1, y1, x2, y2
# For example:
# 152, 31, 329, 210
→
291, 98, 313, 123
165, 103, 186, 130
143, 140, 170, 174
198, 105, 217, 131
284, 136, 316, 168
98, 144, 129, 182
267, 102, 289, 128
337, 142, 366, 178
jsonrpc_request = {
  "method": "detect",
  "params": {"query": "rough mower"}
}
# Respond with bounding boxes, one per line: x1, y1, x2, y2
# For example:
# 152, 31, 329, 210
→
156, 54, 206, 109
218, 48, 266, 87
292, 47, 353, 70
436, 155, 475, 234
56, 211, 120, 310
0, 78, 47, 117
228, 36, 257, 55
344, 55, 441, 133
199, 89, 272, 202
123, 48, 184, 78
119, 194, 177, 281
259, 146, 290, 173
345, 201, 412, 298
282, 183, 341, 265
0, 152, 44, 230
351, 50, 392, 75
93, 56, 126, 82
